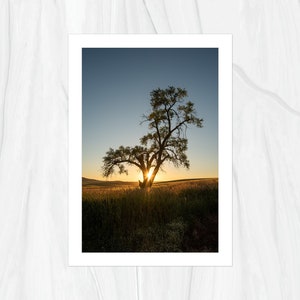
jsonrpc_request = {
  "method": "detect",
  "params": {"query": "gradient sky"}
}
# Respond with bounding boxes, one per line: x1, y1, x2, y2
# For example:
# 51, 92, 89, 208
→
82, 48, 218, 182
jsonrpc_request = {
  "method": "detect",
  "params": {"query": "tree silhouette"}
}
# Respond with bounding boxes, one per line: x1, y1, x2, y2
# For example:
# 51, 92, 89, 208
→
102, 86, 203, 189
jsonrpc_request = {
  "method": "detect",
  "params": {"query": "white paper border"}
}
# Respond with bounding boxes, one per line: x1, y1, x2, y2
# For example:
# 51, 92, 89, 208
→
69, 34, 232, 266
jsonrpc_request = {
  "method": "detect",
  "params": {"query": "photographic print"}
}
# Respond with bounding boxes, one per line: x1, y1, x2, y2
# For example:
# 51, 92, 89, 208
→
69, 35, 232, 266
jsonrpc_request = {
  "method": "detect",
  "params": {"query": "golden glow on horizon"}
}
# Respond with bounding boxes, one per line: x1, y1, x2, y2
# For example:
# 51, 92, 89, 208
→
83, 160, 217, 182
83, 169, 217, 182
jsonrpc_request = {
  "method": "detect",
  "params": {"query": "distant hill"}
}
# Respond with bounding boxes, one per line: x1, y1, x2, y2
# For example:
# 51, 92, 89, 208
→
82, 177, 218, 187
82, 177, 137, 187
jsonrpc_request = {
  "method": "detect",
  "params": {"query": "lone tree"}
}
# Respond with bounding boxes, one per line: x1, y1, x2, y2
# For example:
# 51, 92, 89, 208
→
102, 86, 203, 189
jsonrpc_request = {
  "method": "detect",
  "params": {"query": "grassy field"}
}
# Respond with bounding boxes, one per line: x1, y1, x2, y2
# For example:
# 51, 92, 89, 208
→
82, 178, 218, 252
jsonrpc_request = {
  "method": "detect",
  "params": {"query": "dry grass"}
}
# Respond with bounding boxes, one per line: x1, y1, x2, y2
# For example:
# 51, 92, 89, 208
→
82, 178, 218, 252
82, 178, 218, 200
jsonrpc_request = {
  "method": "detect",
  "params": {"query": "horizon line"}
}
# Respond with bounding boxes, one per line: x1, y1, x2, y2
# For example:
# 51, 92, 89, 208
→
82, 176, 219, 183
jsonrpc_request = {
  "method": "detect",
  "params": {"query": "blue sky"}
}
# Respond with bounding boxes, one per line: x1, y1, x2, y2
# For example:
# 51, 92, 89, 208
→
82, 48, 218, 181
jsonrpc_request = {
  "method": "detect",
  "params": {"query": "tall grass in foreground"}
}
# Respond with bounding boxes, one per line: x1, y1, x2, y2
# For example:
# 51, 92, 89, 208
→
82, 183, 218, 252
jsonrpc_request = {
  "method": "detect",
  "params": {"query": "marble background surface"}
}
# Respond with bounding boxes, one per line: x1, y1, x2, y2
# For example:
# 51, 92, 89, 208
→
1, 0, 300, 299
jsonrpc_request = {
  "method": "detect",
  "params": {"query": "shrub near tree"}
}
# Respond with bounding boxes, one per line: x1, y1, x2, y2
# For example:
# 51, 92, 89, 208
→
102, 86, 203, 189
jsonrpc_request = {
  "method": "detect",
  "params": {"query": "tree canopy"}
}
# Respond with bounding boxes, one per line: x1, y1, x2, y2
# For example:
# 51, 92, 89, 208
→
102, 86, 203, 188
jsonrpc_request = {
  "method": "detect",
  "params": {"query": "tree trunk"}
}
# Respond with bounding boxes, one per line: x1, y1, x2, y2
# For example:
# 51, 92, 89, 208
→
139, 169, 153, 189
138, 166, 159, 189
138, 179, 152, 189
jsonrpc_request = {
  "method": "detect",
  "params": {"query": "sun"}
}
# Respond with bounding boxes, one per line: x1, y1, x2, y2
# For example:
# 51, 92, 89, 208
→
147, 169, 153, 180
